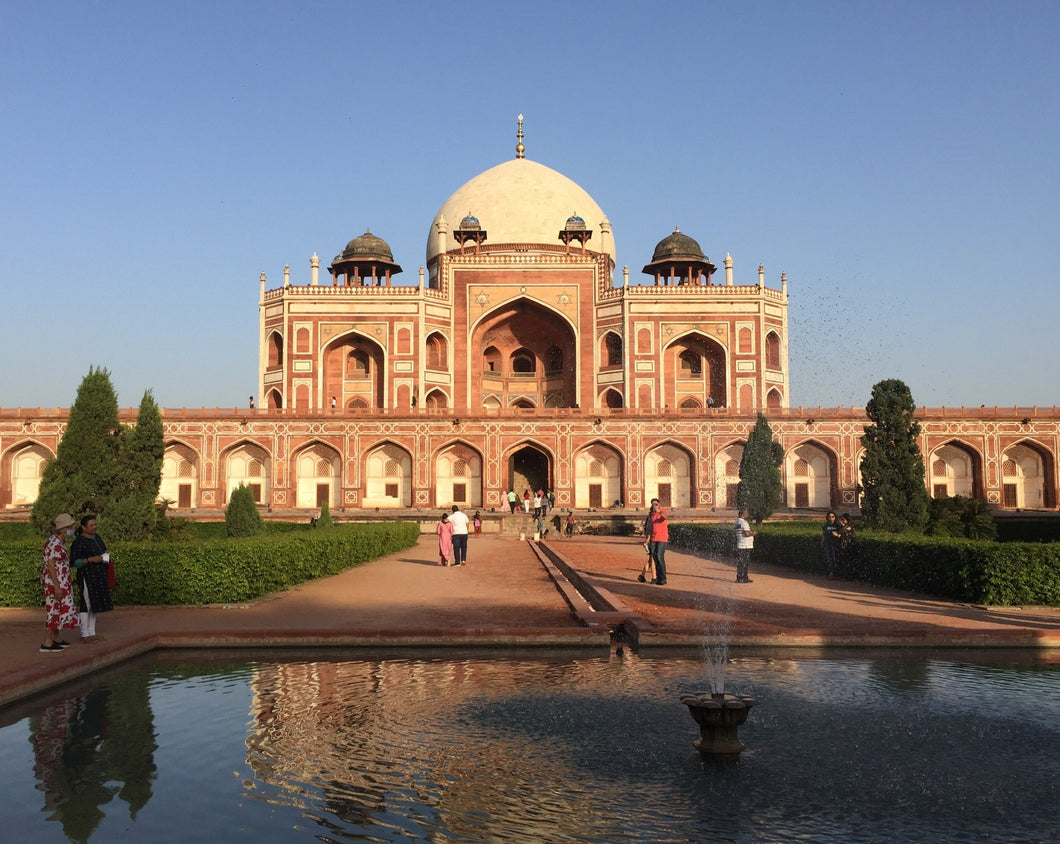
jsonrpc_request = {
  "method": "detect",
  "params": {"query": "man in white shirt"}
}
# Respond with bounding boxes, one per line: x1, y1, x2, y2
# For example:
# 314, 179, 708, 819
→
449, 505, 470, 566
734, 508, 757, 583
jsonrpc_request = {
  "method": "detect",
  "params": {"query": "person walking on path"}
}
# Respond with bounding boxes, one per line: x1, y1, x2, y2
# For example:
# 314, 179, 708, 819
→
822, 510, 841, 578
436, 513, 454, 566
473, 511, 482, 537
449, 505, 470, 566
532, 491, 543, 518
40, 513, 78, 652
547, 490, 555, 512
507, 490, 518, 514
523, 490, 531, 513
646, 498, 668, 585
70, 515, 113, 641
734, 508, 757, 583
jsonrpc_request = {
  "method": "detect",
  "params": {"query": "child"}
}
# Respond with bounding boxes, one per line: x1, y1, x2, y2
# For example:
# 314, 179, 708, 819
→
473, 511, 482, 536
637, 541, 656, 583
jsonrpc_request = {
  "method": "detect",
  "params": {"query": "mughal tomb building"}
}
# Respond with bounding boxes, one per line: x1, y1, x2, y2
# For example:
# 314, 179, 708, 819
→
2, 123, 1058, 515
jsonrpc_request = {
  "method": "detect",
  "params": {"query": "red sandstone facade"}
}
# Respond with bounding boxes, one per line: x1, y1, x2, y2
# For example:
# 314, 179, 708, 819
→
2, 145, 1057, 515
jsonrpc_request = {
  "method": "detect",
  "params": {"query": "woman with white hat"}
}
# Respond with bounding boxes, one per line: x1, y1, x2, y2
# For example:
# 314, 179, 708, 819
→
41, 513, 78, 653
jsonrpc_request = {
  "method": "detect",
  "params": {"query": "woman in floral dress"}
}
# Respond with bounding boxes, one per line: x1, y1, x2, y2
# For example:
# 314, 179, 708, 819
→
41, 513, 79, 652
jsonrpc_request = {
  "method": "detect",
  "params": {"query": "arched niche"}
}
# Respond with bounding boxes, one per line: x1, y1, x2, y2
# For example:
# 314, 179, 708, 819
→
222, 441, 271, 505
470, 298, 577, 408
714, 442, 745, 509
785, 441, 837, 509
323, 331, 386, 410
435, 441, 483, 507
160, 441, 200, 509
644, 441, 694, 508
665, 332, 727, 409
363, 442, 413, 508
574, 442, 622, 509
293, 441, 342, 509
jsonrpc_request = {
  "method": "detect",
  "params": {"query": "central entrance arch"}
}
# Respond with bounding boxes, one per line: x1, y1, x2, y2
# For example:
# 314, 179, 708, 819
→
508, 444, 551, 500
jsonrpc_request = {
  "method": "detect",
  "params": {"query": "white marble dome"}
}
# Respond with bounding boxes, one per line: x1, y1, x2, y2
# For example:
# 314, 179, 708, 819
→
426, 158, 614, 265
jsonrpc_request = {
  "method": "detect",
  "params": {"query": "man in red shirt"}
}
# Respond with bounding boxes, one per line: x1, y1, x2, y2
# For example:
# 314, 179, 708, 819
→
647, 498, 668, 585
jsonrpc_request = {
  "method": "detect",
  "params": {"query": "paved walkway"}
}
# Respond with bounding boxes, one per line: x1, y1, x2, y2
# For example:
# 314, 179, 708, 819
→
3, 534, 1059, 708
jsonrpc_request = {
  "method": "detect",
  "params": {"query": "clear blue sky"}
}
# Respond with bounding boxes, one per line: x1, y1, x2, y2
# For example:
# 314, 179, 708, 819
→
2, 1, 1057, 410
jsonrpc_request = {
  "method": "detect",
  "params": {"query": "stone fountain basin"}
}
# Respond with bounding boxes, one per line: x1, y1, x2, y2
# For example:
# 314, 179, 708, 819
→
680, 692, 758, 757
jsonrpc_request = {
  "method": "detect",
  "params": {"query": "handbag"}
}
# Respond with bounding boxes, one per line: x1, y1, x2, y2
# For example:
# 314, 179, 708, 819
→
106, 557, 116, 588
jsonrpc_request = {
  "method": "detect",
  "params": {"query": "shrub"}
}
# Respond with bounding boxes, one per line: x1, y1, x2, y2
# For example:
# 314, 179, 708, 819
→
669, 521, 1060, 606
225, 484, 264, 537
928, 495, 997, 541
0, 521, 420, 607
317, 499, 335, 529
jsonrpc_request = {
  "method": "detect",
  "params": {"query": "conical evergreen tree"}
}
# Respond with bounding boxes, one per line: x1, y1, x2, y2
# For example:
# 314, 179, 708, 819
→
317, 498, 335, 528
31, 367, 121, 533
736, 413, 784, 524
859, 379, 930, 531
225, 483, 265, 537
108, 390, 164, 540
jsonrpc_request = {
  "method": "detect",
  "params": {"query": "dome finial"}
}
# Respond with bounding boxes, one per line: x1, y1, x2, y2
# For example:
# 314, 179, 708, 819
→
516, 113, 525, 159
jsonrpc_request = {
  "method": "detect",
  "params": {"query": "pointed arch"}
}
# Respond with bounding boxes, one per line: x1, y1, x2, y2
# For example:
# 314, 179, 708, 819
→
573, 440, 623, 508
784, 439, 838, 509
602, 331, 623, 368
714, 441, 746, 509
363, 441, 413, 507
322, 329, 386, 410
161, 440, 201, 509
644, 440, 695, 508
426, 331, 448, 371
1, 440, 54, 508
469, 297, 577, 408
664, 330, 727, 410
292, 440, 342, 509
928, 440, 984, 500
602, 388, 623, 409
267, 331, 284, 368
765, 331, 781, 370
433, 439, 484, 507
504, 440, 555, 502
220, 439, 272, 505
1000, 439, 1055, 509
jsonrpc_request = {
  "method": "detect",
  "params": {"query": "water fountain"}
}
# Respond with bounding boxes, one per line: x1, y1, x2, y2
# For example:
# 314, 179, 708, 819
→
680, 691, 757, 758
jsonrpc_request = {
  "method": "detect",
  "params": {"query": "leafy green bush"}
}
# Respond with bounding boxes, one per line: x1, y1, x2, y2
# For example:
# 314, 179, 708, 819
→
927, 495, 996, 541
669, 521, 1060, 606
0, 522, 420, 607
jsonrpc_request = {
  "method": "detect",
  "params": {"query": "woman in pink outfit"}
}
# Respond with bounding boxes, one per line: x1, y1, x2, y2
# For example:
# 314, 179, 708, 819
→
436, 512, 454, 566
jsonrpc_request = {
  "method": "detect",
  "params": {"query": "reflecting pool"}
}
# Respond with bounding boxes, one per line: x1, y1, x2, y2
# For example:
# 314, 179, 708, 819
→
0, 648, 1057, 843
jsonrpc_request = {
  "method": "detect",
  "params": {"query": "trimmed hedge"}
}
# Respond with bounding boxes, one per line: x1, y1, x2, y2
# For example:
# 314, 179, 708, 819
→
669, 522, 1060, 607
0, 521, 420, 607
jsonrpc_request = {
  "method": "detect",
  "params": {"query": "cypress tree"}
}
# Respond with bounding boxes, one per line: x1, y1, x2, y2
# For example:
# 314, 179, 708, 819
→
317, 498, 335, 528
225, 483, 265, 537
859, 379, 930, 532
737, 413, 784, 525
31, 367, 121, 533
108, 390, 165, 540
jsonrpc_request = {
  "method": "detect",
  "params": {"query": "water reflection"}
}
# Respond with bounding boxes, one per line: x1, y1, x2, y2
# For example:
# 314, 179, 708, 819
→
2, 650, 1058, 843
28, 675, 156, 842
